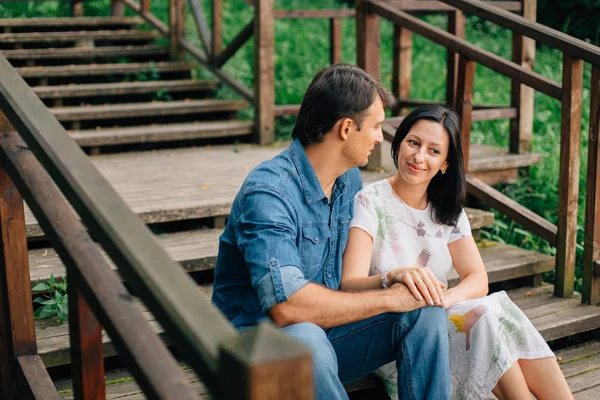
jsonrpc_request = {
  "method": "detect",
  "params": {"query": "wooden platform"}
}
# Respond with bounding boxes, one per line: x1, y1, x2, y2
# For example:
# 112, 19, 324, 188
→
45, 285, 600, 399
20, 143, 501, 238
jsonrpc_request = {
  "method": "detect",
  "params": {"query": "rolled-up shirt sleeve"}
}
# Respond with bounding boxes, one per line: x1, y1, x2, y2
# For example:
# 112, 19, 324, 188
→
236, 188, 309, 313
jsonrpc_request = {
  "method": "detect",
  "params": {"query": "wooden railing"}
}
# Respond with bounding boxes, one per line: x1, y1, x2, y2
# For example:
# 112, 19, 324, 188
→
0, 44, 311, 400
356, 0, 600, 305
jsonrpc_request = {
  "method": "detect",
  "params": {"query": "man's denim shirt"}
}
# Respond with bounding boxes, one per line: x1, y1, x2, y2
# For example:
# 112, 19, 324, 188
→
212, 138, 362, 328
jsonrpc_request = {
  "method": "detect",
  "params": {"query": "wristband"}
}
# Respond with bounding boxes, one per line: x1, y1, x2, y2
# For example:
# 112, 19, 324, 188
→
381, 270, 390, 289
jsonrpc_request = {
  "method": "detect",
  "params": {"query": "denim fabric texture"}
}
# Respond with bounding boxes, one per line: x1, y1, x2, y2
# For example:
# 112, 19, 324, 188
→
212, 138, 359, 327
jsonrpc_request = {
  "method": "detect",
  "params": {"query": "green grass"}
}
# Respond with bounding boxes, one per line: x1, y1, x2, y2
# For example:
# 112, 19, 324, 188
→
0, 0, 594, 291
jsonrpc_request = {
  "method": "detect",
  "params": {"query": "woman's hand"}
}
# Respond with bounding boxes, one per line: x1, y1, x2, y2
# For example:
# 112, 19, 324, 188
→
387, 267, 446, 306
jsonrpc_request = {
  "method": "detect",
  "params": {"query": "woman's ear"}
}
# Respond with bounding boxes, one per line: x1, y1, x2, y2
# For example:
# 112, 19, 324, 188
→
441, 161, 449, 174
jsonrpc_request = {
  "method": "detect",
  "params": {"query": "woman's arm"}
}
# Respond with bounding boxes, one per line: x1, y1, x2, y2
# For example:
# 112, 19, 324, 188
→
341, 227, 445, 305
441, 235, 489, 309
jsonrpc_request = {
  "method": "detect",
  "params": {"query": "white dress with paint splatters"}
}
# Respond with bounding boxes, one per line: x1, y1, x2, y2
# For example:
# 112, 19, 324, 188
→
350, 179, 554, 400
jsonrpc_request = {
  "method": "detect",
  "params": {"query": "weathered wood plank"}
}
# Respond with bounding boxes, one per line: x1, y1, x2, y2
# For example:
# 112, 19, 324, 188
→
254, 0, 275, 145
213, 19, 254, 68
70, 120, 253, 147
34, 80, 218, 99
555, 340, 600, 364
16, 355, 59, 400
212, 0, 223, 56
388, 0, 522, 11
574, 386, 600, 399
330, 18, 342, 65
446, 9, 464, 106
2, 45, 168, 60
0, 17, 142, 28
51, 99, 246, 121
0, 30, 157, 44
188, 0, 212, 56
555, 55, 584, 298
17, 61, 194, 79
169, 0, 186, 61
583, 65, 600, 305
568, 369, 600, 394
561, 352, 600, 379
532, 305, 600, 341
274, 9, 356, 19
392, 24, 412, 112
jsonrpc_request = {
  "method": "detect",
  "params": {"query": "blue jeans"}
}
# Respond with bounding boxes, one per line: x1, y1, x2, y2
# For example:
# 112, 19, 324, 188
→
281, 307, 450, 400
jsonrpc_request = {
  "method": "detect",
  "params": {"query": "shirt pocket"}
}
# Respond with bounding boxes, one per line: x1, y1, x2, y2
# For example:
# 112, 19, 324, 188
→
301, 224, 331, 276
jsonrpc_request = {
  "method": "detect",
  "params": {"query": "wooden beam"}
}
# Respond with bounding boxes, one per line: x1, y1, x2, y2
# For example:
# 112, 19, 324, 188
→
583, 65, 600, 305
440, 0, 600, 66
111, 0, 124, 17
555, 55, 583, 298
220, 323, 312, 400
368, 0, 563, 100
392, 24, 412, 114
455, 56, 475, 172
254, 0, 275, 144
212, 0, 223, 56
466, 175, 557, 244
274, 9, 356, 19
212, 19, 254, 68
169, 0, 186, 61
446, 10, 465, 106
189, 0, 213, 57
17, 356, 59, 400
141, 0, 150, 13
509, 0, 536, 154
330, 18, 342, 65
357, 0, 382, 170
72, 1, 84, 17
0, 113, 36, 400
68, 287, 105, 399
388, 0, 522, 11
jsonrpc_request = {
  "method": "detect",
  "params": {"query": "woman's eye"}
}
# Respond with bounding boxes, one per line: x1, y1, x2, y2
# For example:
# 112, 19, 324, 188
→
408, 140, 418, 146
431, 149, 440, 155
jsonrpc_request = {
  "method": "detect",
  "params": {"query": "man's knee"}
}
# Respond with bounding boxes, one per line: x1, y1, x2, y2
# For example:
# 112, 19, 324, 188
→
281, 322, 338, 373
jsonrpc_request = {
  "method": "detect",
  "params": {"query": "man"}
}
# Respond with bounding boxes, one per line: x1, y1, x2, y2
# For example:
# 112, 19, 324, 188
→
212, 64, 450, 399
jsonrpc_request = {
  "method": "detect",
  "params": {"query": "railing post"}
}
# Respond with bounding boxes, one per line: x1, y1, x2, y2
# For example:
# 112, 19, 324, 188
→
330, 18, 342, 65
509, 0, 536, 154
212, 0, 223, 57
356, 0, 381, 170
72, 1, 84, 17
392, 24, 412, 115
583, 65, 600, 305
141, 0, 150, 13
69, 284, 105, 399
555, 55, 583, 298
219, 324, 312, 399
446, 10, 465, 106
455, 56, 475, 172
254, 0, 275, 145
169, 0, 186, 61
111, 0, 124, 17
0, 115, 37, 400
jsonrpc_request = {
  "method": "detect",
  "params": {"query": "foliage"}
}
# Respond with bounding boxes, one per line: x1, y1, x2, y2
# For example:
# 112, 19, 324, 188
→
32, 274, 68, 323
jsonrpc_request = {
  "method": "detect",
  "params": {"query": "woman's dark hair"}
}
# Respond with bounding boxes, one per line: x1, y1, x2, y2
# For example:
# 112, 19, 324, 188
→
391, 105, 466, 227
292, 64, 395, 145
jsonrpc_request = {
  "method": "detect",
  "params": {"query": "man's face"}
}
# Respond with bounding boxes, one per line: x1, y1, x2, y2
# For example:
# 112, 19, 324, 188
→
344, 97, 385, 167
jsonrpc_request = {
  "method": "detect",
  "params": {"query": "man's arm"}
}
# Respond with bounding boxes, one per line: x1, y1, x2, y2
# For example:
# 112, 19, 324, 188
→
268, 282, 428, 328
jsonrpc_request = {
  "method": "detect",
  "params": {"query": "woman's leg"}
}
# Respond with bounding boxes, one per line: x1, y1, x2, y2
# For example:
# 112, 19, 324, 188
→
518, 358, 573, 400
491, 361, 531, 400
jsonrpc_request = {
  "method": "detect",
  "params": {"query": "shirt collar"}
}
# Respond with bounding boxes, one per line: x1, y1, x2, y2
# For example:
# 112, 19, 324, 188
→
289, 138, 349, 205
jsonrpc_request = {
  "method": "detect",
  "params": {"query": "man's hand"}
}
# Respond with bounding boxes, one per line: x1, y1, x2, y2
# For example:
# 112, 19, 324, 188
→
386, 282, 431, 313
388, 267, 446, 306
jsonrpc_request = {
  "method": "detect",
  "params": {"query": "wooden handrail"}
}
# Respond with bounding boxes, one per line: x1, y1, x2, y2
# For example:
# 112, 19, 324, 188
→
0, 132, 199, 399
367, 0, 562, 100
0, 52, 237, 389
387, 0, 522, 11
440, 0, 600, 66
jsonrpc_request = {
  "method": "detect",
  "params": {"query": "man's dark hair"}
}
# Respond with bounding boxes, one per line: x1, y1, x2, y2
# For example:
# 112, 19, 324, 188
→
292, 64, 395, 145
391, 105, 466, 227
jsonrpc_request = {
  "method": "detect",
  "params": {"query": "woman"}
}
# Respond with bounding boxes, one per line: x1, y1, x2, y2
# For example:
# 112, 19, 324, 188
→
341, 105, 572, 400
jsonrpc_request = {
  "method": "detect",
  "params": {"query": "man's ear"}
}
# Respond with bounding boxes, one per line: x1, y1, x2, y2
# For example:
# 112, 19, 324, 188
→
338, 117, 355, 141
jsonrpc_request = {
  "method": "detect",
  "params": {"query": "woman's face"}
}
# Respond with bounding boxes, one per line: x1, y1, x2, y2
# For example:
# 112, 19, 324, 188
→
396, 119, 450, 186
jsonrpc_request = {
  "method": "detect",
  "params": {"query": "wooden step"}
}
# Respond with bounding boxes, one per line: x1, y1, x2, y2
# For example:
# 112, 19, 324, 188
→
0, 17, 141, 30
51, 99, 246, 122
0, 30, 158, 44
20, 144, 492, 238
28, 214, 498, 289
36, 283, 600, 370
70, 120, 254, 146
2, 45, 168, 61
34, 80, 219, 99
17, 61, 194, 79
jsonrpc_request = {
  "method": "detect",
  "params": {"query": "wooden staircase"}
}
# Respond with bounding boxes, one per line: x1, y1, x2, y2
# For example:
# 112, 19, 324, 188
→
1, 14, 599, 399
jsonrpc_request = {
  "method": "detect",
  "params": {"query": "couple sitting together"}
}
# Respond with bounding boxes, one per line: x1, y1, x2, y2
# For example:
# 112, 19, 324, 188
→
211, 64, 572, 399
